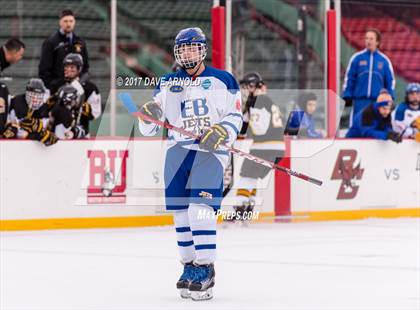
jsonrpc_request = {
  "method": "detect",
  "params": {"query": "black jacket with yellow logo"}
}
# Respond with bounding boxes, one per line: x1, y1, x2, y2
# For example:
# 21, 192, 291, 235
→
38, 30, 89, 89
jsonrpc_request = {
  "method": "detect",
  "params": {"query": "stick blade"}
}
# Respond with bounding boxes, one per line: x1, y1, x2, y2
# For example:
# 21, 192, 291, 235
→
308, 177, 323, 186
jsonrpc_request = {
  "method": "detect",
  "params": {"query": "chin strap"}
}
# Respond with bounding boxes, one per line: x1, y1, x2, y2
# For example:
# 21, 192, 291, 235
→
185, 61, 204, 77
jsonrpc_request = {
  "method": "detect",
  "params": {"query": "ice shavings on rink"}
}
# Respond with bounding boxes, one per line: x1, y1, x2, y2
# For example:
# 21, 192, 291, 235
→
1, 218, 419, 310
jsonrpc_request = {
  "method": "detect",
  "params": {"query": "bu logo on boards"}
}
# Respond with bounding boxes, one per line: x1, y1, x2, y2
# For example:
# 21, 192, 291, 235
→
87, 150, 129, 204
331, 149, 364, 200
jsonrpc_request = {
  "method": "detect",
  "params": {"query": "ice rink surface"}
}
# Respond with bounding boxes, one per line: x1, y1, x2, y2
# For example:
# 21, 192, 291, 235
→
1, 218, 419, 310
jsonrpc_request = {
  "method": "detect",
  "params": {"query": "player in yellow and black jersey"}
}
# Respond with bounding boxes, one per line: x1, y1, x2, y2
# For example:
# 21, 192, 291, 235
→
233, 72, 285, 220
3, 78, 57, 146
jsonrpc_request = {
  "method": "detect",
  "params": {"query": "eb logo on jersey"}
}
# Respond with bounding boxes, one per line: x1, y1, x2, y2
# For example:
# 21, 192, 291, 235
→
181, 98, 211, 134
181, 98, 209, 118
87, 150, 129, 204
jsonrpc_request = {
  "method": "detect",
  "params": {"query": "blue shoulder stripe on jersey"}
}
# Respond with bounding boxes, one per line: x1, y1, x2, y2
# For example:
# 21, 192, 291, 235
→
195, 244, 216, 250
394, 103, 408, 121
192, 230, 216, 236
199, 66, 240, 94
178, 241, 194, 247
220, 121, 239, 134
176, 226, 191, 233
226, 112, 242, 119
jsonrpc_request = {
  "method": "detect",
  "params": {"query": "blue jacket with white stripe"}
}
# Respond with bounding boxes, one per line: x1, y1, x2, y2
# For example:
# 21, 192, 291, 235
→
342, 49, 395, 100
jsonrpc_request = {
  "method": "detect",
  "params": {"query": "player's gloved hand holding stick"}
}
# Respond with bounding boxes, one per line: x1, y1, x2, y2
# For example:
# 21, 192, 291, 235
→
120, 93, 322, 186
199, 124, 228, 151
139, 101, 162, 124
39, 130, 58, 146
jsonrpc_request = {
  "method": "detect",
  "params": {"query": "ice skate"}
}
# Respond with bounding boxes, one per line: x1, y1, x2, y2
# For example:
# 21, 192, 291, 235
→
189, 264, 215, 301
241, 199, 256, 226
176, 262, 194, 299
228, 198, 255, 226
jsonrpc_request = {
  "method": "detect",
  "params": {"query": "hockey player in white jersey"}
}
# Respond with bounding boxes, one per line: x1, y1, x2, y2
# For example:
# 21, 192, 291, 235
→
392, 83, 420, 138
137, 27, 242, 300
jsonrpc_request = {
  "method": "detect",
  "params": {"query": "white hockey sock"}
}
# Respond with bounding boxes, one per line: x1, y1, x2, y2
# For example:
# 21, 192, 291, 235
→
173, 210, 196, 263
188, 203, 217, 265
237, 176, 258, 189
236, 177, 258, 206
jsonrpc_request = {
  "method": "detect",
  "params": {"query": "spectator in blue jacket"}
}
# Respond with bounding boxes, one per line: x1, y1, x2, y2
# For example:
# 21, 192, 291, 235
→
342, 29, 395, 121
284, 92, 323, 138
346, 90, 401, 143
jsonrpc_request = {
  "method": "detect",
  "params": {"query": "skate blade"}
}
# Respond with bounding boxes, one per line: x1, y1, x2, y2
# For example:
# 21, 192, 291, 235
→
221, 220, 234, 228
191, 288, 213, 301
179, 288, 191, 299
241, 220, 250, 227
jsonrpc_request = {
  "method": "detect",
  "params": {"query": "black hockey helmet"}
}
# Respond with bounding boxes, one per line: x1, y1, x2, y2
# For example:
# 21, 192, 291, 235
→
240, 72, 264, 88
58, 84, 79, 109
63, 53, 83, 72
26, 78, 46, 93
26, 78, 47, 110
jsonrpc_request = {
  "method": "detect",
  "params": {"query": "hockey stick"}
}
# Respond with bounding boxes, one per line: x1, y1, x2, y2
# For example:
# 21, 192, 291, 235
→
398, 125, 410, 139
222, 153, 234, 197
119, 93, 323, 186
76, 72, 90, 125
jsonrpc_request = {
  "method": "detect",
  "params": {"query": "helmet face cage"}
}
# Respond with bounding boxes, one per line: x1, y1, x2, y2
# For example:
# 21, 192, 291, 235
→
26, 91, 45, 110
174, 43, 207, 69
64, 94, 79, 109
59, 89, 79, 110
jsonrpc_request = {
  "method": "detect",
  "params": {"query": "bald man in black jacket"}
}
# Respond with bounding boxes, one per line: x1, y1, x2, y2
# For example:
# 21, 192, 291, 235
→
1, 38, 25, 137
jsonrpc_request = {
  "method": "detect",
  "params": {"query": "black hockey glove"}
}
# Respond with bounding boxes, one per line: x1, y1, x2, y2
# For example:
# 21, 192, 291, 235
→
387, 131, 402, 143
139, 101, 162, 124
40, 130, 58, 146
71, 125, 87, 139
2, 123, 18, 139
343, 97, 353, 108
199, 124, 228, 151
19, 117, 43, 134
81, 102, 93, 119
